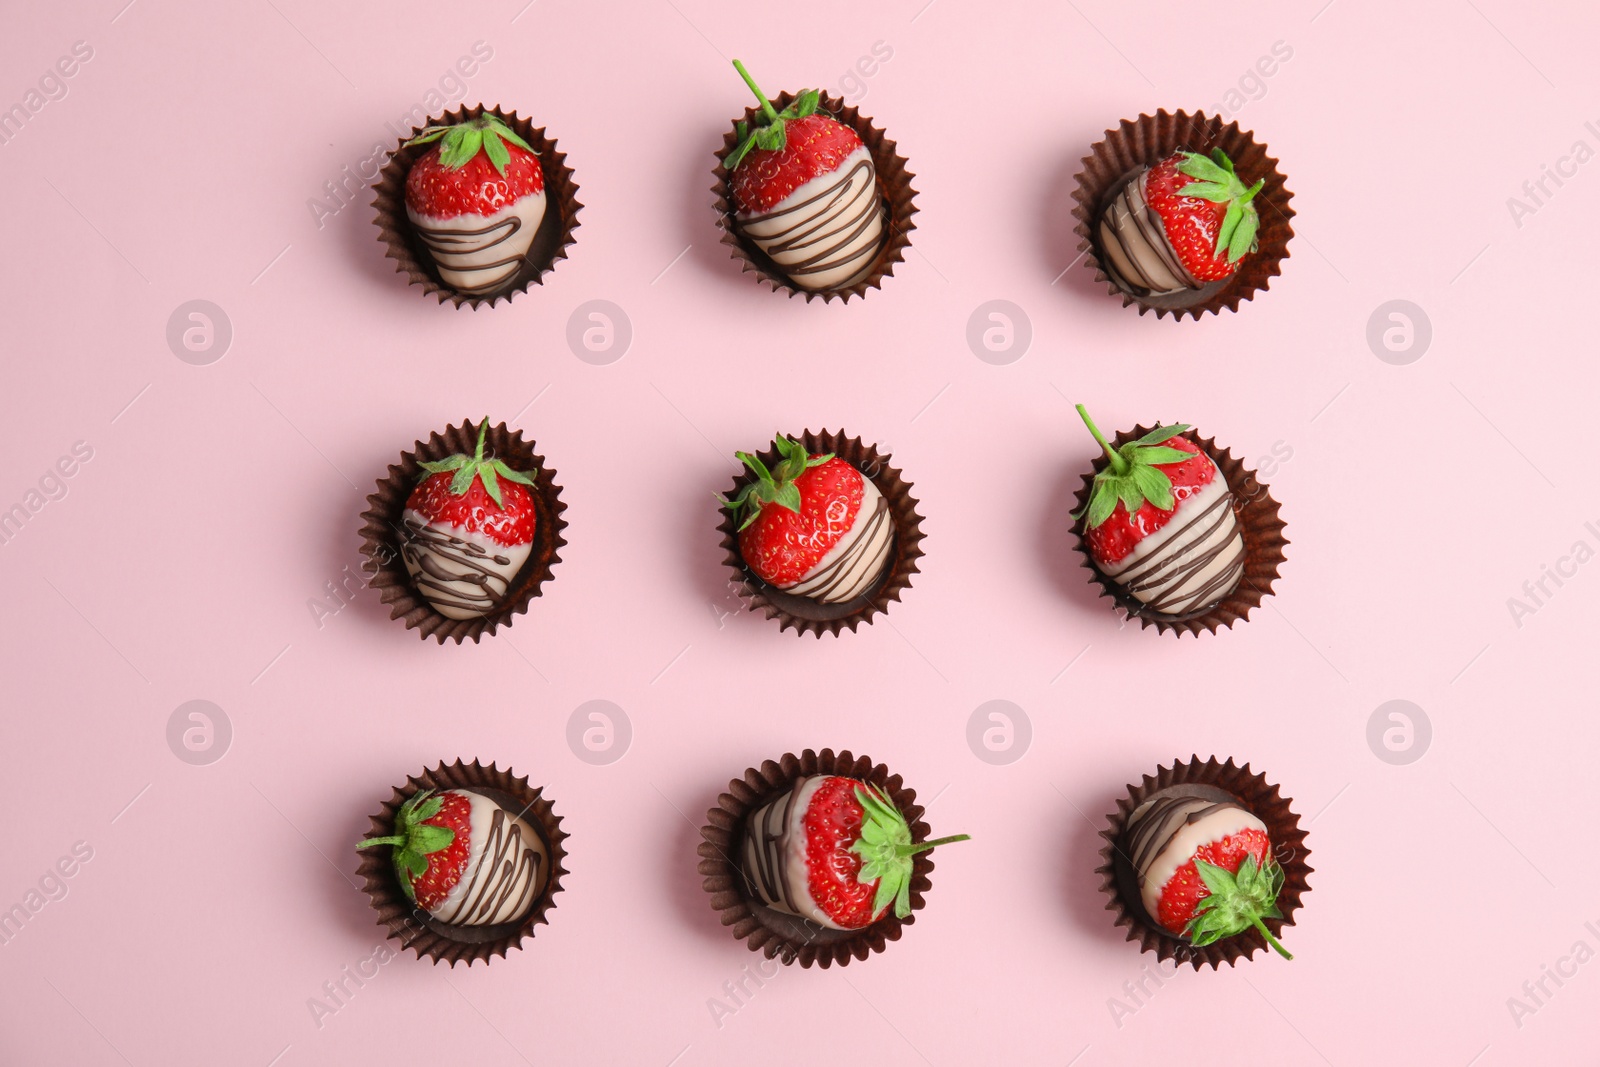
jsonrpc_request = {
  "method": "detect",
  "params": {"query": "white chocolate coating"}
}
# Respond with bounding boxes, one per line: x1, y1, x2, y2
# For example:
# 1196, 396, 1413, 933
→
431, 789, 548, 927
741, 776, 848, 929
407, 193, 546, 295
738, 146, 885, 291
780, 476, 894, 604
1127, 794, 1265, 921
401, 509, 532, 621
1097, 462, 1245, 616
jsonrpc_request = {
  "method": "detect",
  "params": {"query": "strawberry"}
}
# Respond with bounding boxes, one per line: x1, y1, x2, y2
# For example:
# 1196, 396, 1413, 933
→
1072, 405, 1245, 617
1144, 148, 1264, 282
1096, 147, 1263, 296
721, 436, 894, 604
1125, 788, 1291, 958
402, 114, 546, 295
742, 775, 969, 931
723, 60, 886, 291
356, 787, 549, 926
401, 419, 537, 620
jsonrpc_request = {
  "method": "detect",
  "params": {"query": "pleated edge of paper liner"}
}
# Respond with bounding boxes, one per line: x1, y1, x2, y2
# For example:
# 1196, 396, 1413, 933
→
1069, 424, 1288, 637
1069, 108, 1294, 321
372, 102, 582, 309
696, 748, 937, 968
358, 419, 568, 644
355, 758, 568, 966
1095, 755, 1313, 970
710, 90, 917, 304
716, 429, 924, 637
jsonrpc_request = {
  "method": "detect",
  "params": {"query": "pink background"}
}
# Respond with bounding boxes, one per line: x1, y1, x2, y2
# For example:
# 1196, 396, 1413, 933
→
2, 0, 1597, 1063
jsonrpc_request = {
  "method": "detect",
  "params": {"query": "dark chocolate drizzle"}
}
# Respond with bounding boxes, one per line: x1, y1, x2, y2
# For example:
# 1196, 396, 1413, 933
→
411, 213, 529, 296
401, 516, 516, 616
1102, 491, 1245, 616
1096, 169, 1201, 297
1125, 788, 1250, 890
742, 779, 807, 914
742, 158, 885, 286
432, 801, 544, 926
784, 492, 893, 604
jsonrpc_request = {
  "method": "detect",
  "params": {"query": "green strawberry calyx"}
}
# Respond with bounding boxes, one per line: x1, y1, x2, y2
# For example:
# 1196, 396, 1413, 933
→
404, 114, 538, 177
1174, 148, 1265, 264
1071, 404, 1197, 529
718, 435, 833, 531
414, 418, 534, 508
850, 784, 970, 920
724, 59, 822, 172
355, 789, 457, 904
1184, 853, 1294, 960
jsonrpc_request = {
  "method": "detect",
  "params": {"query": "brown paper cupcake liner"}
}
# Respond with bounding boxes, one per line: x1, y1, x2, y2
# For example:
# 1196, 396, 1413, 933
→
356, 759, 567, 966
712, 91, 916, 304
359, 419, 567, 644
1071, 424, 1286, 637
716, 430, 923, 637
1096, 755, 1311, 969
1071, 109, 1293, 320
373, 103, 581, 309
697, 748, 939, 968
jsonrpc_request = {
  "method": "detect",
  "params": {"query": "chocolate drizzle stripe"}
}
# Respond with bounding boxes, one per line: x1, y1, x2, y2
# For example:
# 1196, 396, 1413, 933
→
784, 493, 893, 604
1097, 171, 1199, 296
1103, 492, 1245, 615
411, 214, 527, 295
433, 806, 544, 926
1126, 796, 1244, 883
743, 780, 805, 913
402, 517, 518, 616
744, 158, 885, 281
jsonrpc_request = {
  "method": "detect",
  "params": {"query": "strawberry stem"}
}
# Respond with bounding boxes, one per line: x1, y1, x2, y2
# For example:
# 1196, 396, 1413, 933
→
732, 59, 779, 125
1075, 404, 1128, 475
355, 835, 404, 849
897, 833, 972, 857
1252, 916, 1294, 960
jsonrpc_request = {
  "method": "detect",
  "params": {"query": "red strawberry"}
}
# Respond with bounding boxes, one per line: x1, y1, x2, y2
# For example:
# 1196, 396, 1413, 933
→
402, 114, 546, 295
722, 436, 894, 603
356, 787, 549, 926
1072, 405, 1246, 617
401, 419, 537, 620
724, 60, 886, 291
742, 775, 969, 931
1125, 788, 1291, 958
1143, 148, 1264, 282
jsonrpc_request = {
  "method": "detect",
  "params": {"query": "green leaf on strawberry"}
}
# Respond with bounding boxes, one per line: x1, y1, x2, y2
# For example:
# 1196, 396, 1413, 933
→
1072, 404, 1196, 529
719, 435, 834, 531
1183, 853, 1293, 959
404, 114, 537, 178
849, 784, 971, 920
724, 60, 822, 172
1173, 148, 1264, 265
355, 789, 456, 904
417, 419, 535, 509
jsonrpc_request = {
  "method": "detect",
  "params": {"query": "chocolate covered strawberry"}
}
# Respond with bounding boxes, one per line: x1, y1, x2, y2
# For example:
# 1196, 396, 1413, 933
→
401, 419, 537, 620
356, 787, 548, 926
404, 114, 545, 296
741, 776, 968, 930
1073, 405, 1244, 617
1096, 147, 1263, 296
725, 60, 886, 292
722, 436, 893, 604
1124, 786, 1292, 958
